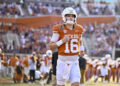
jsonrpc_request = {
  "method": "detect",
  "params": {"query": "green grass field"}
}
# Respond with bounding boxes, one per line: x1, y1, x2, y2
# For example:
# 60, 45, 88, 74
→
0, 81, 120, 86
0, 77, 120, 86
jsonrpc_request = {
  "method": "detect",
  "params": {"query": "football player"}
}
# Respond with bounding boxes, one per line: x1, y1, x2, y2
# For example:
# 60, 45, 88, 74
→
49, 7, 84, 86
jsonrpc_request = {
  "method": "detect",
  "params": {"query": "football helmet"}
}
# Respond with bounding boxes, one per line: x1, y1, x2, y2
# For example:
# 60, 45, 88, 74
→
62, 7, 77, 25
32, 52, 36, 56
105, 54, 111, 59
46, 50, 52, 57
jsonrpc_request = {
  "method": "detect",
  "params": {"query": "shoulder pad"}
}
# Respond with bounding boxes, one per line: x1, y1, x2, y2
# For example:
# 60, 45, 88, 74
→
59, 25, 64, 30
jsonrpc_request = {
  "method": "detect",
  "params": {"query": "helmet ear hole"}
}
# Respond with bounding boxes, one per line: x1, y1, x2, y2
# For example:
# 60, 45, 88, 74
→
65, 14, 67, 17
73, 15, 76, 18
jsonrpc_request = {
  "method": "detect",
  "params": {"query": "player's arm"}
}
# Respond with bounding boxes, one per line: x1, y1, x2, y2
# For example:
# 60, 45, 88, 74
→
80, 36, 83, 46
49, 32, 69, 51
79, 36, 85, 57
79, 27, 84, 50
49, 32, 59, 50
49, 42, 58, 51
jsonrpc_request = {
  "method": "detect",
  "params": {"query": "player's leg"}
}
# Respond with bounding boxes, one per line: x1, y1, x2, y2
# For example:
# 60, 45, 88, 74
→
80, 69, 85, 86
107, 69, 111, 82
11, 66, 15, 78
112, 69, 115, 82
117, 68, 120, 83
56, 60, 66, 86
52, 74, 57, 86
70, 60, 80, 86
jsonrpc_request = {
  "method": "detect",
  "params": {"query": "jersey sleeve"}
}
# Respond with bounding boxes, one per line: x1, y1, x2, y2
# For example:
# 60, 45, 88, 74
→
79, 25, 84, 34
51, 25, 60, 42
52, 25, 60, 33
51, 32, 59, 42
78, 25, 84, 45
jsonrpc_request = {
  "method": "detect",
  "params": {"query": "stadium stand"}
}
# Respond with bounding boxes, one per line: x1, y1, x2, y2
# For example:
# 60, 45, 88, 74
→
0, 0, 120, 85
0, 0, 120, 58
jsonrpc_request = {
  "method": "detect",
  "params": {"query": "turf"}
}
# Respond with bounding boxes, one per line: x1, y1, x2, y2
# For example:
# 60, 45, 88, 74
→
0, 77, 120, 86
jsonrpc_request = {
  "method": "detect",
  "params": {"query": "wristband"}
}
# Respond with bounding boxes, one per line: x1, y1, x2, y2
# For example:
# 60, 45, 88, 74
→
56, 40, 63, 47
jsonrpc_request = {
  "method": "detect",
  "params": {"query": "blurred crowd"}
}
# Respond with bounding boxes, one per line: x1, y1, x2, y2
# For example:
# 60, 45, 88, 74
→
0, 20, 120, 56
86, 3, 114, 15
0, 1, 119, 57
0, 2, 22, 18
27, 2, 81, 16
83, 21, 120, 56
0, 23, 53, 54
0, 1, 116, 17
22, 1, 116, 16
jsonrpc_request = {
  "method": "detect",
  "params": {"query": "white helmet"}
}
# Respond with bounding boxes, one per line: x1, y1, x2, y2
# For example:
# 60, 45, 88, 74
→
105, 54, 111, 59
32, 52, 36, 56
0, 48, 2, 53
62, 7, 77, 25
46, 50, 52, 57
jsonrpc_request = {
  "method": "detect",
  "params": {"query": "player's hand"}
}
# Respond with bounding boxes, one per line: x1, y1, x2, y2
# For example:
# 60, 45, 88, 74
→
79, 51, 84, 57
62, 36, 70, 43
